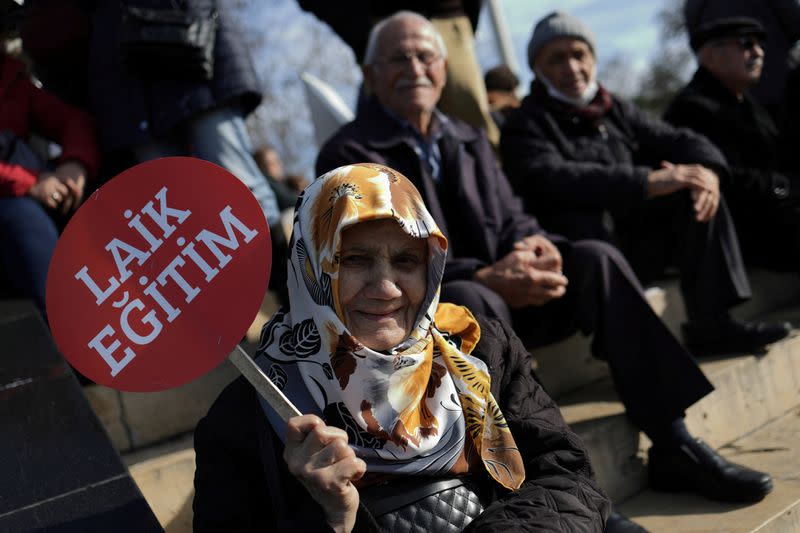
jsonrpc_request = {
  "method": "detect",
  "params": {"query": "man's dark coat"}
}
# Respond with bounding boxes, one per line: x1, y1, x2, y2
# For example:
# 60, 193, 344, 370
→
664, 66, 800, 268
500, 83, 751, 318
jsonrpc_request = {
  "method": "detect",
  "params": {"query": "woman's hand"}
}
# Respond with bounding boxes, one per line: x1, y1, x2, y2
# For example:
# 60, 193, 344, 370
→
283, 415, 366, 533
28, 173, 70, 211
54, 161, 88, 212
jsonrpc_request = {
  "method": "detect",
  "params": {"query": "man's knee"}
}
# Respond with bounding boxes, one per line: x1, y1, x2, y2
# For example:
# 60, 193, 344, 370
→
441, 280, 512, 323
566, 239, 644, 292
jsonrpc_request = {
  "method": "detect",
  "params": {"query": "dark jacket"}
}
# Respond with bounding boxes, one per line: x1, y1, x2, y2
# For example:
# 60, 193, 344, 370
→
664, 67, 796, 203
684, 0, 800, 118
499, 82, 729, 242
316, 98, 547, 282
87, 0, 262, 152
193, 316, 611, 532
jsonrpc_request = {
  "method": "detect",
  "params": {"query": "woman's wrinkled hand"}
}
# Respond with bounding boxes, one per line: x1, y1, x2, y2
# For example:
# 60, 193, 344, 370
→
283, 414, 366, 533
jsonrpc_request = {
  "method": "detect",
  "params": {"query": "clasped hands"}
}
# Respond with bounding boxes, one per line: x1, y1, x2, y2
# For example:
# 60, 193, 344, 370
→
474, 234, 568, 308
647, 161, 720, 222
27, 161, 87, 213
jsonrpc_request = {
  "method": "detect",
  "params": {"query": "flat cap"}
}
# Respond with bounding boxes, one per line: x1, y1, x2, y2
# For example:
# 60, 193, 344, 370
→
689, 16, 767, 51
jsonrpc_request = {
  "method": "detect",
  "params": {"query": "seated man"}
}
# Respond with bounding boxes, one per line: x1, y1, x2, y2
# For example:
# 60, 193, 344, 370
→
500, 11, 790, 356
664, 16, 800, 271
316, 10, 774, 525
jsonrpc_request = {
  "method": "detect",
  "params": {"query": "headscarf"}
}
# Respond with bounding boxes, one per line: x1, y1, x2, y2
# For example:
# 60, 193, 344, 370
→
255, 163, 525, 490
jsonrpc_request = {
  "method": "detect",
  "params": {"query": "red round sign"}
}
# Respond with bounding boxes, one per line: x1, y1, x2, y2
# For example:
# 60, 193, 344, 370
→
46, 157, 271, 392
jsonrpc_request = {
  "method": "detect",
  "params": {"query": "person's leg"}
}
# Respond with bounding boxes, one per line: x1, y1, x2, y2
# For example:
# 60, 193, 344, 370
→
617, 192, 749, 317
618, 193, 789, 354
544, 239, 715, 427
0, 197, 59, 318
730, 189, 800, 271
187, 106, 281, 227
554, 239, 771, 502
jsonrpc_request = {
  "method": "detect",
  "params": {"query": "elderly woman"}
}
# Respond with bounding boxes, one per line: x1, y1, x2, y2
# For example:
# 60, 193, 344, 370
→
192, 164, 610, 532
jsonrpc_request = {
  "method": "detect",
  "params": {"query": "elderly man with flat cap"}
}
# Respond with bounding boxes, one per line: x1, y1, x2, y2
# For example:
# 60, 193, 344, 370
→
317, 11, 777, 530
501, 11, 791, 357
664, 17, 800, 271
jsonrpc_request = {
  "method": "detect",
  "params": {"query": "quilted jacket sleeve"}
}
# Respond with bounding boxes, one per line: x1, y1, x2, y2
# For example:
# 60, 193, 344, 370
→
466, 318, 611, 532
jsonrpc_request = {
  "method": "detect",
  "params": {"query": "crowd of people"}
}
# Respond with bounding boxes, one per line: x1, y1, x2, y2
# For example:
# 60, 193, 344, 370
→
1, 1, 799, 532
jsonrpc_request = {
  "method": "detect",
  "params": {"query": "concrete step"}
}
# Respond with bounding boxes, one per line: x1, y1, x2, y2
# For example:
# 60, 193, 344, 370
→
654, 269, 800, 341
618, 408, 800, 532
124, 435, 195, 533
121, 336, 800, 533
84, 358, 239, 452
534, 271, 800, 399
559, 331, 800, 502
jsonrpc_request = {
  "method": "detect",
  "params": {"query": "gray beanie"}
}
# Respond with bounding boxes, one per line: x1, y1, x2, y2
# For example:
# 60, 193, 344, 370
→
527, 11, 596, 68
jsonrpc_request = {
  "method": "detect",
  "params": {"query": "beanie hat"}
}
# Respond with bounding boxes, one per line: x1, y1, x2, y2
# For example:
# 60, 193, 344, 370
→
528, 11, 596, 68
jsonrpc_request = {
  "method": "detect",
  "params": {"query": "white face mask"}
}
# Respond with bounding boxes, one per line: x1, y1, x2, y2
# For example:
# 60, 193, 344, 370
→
534, 65, 600, 107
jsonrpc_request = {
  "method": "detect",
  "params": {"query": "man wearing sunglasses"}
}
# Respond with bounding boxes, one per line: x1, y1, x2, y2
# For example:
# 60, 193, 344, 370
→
665, 17, 800, 272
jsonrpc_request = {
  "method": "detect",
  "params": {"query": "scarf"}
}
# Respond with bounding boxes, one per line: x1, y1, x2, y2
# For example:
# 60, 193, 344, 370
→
534, 72, 613, 124
255, 163, 525, 490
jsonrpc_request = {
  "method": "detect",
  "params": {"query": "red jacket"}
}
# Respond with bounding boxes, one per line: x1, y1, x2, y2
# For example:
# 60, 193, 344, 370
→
0, 55, 99, 197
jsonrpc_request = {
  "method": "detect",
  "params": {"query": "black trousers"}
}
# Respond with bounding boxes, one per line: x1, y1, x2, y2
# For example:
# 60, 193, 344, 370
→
727, 183, 800, 272
441, 239, 714, 436
615, 193, 751, 323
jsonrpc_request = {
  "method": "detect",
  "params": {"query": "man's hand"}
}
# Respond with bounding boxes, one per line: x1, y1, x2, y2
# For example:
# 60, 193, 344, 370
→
513, 234, 563, 273
54, 161, 87, 213
28, 173, 69, 211
284, 415, 366, 533
474, 247, 568, 308
647, 162, 719, 222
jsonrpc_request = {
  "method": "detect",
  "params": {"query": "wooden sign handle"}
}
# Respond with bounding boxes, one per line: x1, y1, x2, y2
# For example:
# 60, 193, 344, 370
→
228, 345, 302, 422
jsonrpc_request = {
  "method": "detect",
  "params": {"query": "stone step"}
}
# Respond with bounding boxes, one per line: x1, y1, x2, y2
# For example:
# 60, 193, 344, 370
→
124, 435, 195, 533
654, 269, 800, 341
618, 408, 800, 532
122, 339, 800, 533
534, 271, 800, 399
559, 331, 800, 502
114, 321, 800, 533
83, 289, 275, 453
84, 358, 239, 452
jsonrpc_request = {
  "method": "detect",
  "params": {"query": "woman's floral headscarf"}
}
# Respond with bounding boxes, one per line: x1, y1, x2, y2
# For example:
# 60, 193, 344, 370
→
256, 163, 524, 490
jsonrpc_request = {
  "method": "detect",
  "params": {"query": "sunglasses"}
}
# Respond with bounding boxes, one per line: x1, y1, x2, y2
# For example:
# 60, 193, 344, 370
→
734, 36, 762, 51
712, 35, 762, 51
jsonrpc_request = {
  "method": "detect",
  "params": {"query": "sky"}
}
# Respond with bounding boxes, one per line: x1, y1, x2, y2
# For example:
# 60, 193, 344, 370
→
474, 0, 673, 93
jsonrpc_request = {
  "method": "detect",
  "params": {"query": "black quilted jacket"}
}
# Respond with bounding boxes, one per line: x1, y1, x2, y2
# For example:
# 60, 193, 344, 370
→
192, 317, 610, 532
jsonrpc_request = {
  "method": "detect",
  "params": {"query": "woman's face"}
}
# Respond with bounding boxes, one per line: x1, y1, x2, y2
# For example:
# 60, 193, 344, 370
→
338, 219, 428, 351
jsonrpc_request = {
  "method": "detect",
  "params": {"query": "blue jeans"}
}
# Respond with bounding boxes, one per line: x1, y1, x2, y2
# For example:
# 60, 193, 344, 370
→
0, 196, 59, 317
134, 106, 280, 227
